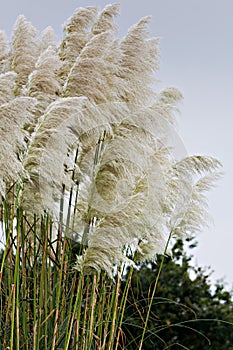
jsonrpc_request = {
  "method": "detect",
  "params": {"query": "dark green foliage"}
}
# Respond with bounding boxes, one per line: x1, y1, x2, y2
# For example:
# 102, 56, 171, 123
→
121, 239, 233, 349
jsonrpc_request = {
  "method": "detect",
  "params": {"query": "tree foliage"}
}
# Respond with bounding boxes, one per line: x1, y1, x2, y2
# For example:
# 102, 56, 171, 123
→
122, 239, 233, 349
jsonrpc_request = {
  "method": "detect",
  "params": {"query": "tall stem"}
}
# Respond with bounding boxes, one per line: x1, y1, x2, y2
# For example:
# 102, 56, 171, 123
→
138, 230, 173, 350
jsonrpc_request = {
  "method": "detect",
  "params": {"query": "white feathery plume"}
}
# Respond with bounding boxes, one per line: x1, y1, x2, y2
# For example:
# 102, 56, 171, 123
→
119, 17, 160, 105
92, 3, 120, 35
0, 97, 37, 197
21, 97, 85, 215
27, 46, 62, 115
134, 151, 173, 262
0, 31, 8, 73
40, 26, 57, 52
75, 100, 222, 274
135, 157, 222, 262
76, 181, 159, 276
0, 30, 7, 56
0, 5, 222, 278
162, 156, 222, 235
21, 97, 115, 217
172, 173, 221, 237
152, 87, 183, 124
64, 31, 122, 103
59, 6, 98, 79
73, 111, 146, 248
9, 15, 39, 93
75, 155, 167, 275
0, 72, 17, 105
74, 104, 173, 272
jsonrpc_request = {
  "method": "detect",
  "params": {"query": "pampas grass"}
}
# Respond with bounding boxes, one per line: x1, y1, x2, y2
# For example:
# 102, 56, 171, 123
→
0, 4, 222, 349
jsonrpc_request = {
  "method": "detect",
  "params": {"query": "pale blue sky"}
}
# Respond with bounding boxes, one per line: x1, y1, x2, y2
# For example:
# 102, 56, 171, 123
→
1, 0, 233, 287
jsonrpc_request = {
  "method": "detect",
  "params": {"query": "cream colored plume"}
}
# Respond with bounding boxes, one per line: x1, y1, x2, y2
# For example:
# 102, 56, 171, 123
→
21, 97, 85, 215
0, 72, 17, 105
0, 31, 7, 57
0, 97, 37, 197
152, 87, 183, 124
21, 97, 115, 216
64, 31, 122, 103
9, 15, 39, 93
162, 156, 222, 234
27, 46, 62, 115
59, 6, 98, 79
92, 3, 120, 35
136, 156, 222, 262
74, 104, 176, 273
40, 26, 57, 52
0, 31, 8, 73
119, 17, 160, 105
0, 5, 222, 278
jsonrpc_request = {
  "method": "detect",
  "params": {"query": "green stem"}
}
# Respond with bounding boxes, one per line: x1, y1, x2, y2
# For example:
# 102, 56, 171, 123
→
107, 266, 123, 350
64, 273, 83, 350
138, 231, 173, 350
115, 265, 134, 350
10, 284, 16, 350
86, 274, 98, 349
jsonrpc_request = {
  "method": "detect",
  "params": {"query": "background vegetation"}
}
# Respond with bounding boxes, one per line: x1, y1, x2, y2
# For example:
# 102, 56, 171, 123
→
122, 238, 233, 349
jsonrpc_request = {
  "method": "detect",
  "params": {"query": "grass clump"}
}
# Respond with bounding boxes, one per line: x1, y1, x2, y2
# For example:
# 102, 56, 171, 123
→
0, 4, 222, 349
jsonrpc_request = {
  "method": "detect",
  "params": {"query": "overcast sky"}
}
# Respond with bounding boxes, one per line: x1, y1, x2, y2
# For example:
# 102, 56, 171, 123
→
1, 0, 232, 287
